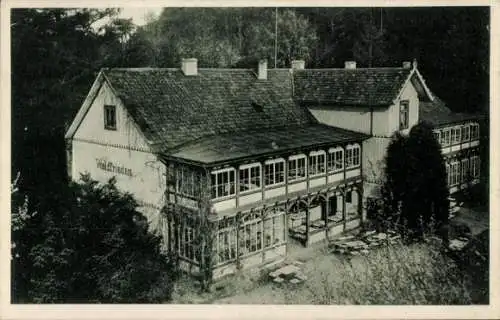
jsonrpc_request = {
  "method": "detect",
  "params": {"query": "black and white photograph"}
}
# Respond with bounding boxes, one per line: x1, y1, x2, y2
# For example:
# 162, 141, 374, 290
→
1, 1, 498, 318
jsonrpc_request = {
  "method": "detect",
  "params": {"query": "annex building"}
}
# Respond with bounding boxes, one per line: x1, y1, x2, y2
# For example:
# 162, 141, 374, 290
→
65, 59, 482, 279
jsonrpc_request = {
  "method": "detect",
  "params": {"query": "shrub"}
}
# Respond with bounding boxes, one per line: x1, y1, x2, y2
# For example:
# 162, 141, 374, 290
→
12, 174, 178, 303
382, 122, 449, 240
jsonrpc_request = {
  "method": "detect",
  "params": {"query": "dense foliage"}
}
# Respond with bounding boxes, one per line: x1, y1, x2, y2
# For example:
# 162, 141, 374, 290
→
382, 122, 450, 240
12, 174, 177, 303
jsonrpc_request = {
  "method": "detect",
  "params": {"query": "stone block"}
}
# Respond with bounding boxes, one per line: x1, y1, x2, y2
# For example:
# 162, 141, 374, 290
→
275, 264, 300, 276
273, 277, 284, 283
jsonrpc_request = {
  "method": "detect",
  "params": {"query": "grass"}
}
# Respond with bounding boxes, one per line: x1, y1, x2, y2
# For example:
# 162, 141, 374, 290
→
215, 239, 481, 305
291, 241, 473, 304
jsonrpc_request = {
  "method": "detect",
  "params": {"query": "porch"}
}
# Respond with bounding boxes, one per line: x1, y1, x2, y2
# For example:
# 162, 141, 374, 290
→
164, 180, 364, 280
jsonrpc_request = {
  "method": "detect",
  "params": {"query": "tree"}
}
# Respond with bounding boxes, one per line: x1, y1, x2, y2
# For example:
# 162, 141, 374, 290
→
382, 122, 449, 241
11, 9, 136, 193
133, 8, 317, 68
242, 9, 318, 67
12, 174, 177, 303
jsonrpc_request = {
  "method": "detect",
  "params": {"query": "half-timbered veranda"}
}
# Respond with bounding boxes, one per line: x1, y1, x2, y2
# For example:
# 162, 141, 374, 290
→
160, 125, 367, 279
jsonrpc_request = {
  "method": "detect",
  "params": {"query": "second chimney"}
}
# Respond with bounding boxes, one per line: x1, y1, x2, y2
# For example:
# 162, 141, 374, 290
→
291, 60, 305, 70
258, 60, 268, 80
344, 61, 357, 69
402, 61, 412, 69
181, 58, 198, 76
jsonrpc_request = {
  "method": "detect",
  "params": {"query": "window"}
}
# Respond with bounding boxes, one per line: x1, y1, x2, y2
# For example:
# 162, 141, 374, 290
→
216, 227, 237, 264
211, 168, 236, 199
399, 100, 409, 130
239, 164, 261, 192
461, 158, 470, 183
471, 155, 480, 178
239, 213, 263, 255
433, 131, 441, 144
264, 159, 285, 187
441, 129, 451, 146
451, 127, 461, 144
263, 209, 285, 248
179, 226, 197, 262
308, 151, 326, 176
288, 155, 306, 182
178, 165, 196, 196
449, 161, 460, 186
104, 105, 117, 130
462, 125, 470, 142
345, 144, 360, 169
328, 147, 344, 173
470, 123, 480, 140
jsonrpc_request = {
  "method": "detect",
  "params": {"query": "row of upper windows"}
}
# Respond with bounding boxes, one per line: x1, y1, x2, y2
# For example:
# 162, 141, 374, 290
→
210, 144, 361, 199
434, 123, 479, 147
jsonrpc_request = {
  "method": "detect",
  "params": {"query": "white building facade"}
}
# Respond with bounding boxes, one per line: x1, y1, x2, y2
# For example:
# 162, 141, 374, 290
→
65, 59, 482, 279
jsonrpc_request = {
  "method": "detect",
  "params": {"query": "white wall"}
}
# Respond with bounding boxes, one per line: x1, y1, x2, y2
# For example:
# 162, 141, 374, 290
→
308, 78, 420, 138
362, 137, 391, 185
71, 81, 166, 228
388, 80, 420, 136
74, 82, 151, 150
308, 105, 372, 135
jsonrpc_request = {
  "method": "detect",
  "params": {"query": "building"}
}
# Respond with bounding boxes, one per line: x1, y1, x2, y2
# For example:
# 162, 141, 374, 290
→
64, 58, 482, 279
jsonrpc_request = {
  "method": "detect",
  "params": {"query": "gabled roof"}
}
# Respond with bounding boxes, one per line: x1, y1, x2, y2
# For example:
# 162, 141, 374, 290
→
419, 96, 485, 127
98, 68, 316, 152
65, 63, 439, 165
166, 124, 369, 165
293, 67, 433, 106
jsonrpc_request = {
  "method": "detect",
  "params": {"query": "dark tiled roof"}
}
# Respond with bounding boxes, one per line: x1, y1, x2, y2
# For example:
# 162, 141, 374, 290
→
293, 68, 412, 106
167, 124, 369, 165
103, 68, 315, 151
419, 96, 484, 127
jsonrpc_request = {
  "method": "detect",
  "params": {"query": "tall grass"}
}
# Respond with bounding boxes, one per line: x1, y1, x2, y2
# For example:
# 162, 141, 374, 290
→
287, 241, 473, 305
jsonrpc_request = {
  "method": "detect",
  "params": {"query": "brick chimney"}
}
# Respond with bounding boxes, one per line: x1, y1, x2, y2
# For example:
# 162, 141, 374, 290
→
344, 61, 357, 69
291, 60, 305, 70
181, 58, 198, 76
402, 61, 412, 69
258, 60, 268, 80
412, 58, 418, 69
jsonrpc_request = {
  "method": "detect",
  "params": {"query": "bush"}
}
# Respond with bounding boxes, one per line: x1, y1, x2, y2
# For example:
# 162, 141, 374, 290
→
12, 174, 178, 303
455, 229, 489, 303
382, 122, 449, 240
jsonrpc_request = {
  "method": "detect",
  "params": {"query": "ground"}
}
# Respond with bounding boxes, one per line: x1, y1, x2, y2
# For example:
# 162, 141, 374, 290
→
170, 204, 489, 304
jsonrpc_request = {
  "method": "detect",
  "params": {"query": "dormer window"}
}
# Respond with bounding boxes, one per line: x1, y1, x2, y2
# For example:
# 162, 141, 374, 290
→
104, 105, 116, 130
399, 100, 409, 130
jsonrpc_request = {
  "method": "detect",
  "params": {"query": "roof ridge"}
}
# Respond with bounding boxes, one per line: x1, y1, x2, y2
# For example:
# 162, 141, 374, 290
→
297, 67, 408, 71
104, 67, 179, 71
103, 67, 409, 72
